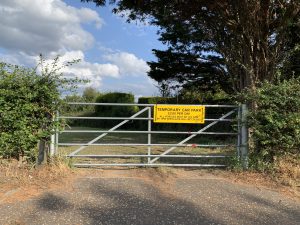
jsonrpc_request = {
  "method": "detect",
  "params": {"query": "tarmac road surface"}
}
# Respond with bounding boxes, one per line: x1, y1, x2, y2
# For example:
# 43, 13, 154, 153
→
0, 172, 299, 225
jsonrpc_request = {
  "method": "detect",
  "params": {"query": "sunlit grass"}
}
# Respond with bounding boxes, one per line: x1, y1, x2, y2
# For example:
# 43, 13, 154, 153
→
57, 126, 237, 165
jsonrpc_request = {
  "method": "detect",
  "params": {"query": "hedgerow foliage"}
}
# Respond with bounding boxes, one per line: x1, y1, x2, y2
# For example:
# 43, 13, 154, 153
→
94, 92, 138, 127
238, 78, 300, 164
95, 92, 137, 117
0, 58, 80, 161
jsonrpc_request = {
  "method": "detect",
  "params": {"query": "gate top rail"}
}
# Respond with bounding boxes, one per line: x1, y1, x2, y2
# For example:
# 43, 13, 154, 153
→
66, 102, 237, 107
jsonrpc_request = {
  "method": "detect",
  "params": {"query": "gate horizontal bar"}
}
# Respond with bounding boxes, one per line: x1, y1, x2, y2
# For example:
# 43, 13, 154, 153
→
57, 103, 239, 168
59, 116, 152, 120
58, 116, 234, 122
68, 154, 230, 158
67, 102, 237, 107
73, 163, 227, 167
150, 109, 237, 163
68, 107, 151, 157
59, 143, 233, 147
61, 130, 237, 135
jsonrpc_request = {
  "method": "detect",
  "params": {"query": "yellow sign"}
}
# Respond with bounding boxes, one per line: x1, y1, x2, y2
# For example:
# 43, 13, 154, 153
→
154, 105, 205, 124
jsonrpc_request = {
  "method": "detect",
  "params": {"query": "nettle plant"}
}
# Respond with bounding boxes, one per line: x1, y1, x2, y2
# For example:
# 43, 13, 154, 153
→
0, 56, 82, 161
238, 78, 300, 165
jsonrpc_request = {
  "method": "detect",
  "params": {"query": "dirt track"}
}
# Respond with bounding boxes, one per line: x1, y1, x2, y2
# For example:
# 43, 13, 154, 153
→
0, 169, 299, 225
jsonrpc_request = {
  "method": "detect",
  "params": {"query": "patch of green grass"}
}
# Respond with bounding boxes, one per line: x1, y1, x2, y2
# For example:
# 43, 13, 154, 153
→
59, 126, 235, 144
57, 126, 237, 166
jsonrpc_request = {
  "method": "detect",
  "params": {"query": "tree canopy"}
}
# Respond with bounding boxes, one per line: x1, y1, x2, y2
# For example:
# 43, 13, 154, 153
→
82, 0, 300, 93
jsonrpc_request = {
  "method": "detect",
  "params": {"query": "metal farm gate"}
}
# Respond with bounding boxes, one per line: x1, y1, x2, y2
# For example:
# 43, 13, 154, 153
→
51, 103, 248, 168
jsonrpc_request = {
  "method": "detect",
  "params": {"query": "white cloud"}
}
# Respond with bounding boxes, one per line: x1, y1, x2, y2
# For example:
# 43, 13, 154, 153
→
77, 8, 104, 29
100, 80, 158, 98
0, 0, 104, 55
104, 52, 150, 76
35, 50, 120, 89
0, 0, 157, 96
53, 51, 119, 78
0, 49, 156, 95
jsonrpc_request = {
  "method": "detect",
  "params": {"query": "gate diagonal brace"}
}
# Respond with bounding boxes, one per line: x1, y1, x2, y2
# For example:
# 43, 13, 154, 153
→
69, 107, 150, 157
150, 109, 237, 163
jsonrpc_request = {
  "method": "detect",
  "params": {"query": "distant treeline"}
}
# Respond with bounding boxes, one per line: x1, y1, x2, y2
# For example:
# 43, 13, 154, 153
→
61, 90, 234, 134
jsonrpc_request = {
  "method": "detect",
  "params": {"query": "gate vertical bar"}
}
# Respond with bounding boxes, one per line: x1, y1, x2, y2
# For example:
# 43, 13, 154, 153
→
236, 105, 241, 158
240, 104, 249, 169
148, 107, 152, 164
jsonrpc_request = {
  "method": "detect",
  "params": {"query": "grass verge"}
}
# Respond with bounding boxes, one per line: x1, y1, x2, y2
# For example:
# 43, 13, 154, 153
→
0, 156, 75, 204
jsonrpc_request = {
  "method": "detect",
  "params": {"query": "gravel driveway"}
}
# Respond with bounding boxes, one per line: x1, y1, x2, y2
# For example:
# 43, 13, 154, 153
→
0, 171, 299, 225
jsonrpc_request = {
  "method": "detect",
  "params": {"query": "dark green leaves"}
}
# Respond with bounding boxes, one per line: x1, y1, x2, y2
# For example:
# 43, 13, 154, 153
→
0, 60, 81, 161
238, 78, 300, 162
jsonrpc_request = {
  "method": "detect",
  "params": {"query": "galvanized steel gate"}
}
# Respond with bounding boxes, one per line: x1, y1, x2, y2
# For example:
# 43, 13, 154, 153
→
52, 103, 248, 168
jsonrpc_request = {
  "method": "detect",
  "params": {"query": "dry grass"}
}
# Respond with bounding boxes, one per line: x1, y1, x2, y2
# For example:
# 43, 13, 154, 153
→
273, 154, 300, 188
0, 157, 72, 183
0, 157, 75, 204
223, 153, 300, 200
0, 152, 299, 204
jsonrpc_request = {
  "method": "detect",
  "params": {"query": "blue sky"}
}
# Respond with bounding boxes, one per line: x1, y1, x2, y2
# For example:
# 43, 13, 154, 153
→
0, 0, 164, 97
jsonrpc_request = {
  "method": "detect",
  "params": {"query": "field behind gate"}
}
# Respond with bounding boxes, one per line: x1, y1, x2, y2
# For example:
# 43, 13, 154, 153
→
56, 103, 240, 167
58, 127, 236, 166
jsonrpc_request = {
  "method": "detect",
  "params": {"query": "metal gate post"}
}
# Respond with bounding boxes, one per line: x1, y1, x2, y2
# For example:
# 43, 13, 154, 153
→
55, 111, 59, 155
50, 134, 55, 156
240, 104, 249, 169
148, 107, 152, 164
236, 106, 241, 158
50, 111, 56, 156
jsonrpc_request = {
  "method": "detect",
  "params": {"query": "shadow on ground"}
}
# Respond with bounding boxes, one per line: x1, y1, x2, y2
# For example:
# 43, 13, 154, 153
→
1, 177, 299, 225
36, 178, 220, 225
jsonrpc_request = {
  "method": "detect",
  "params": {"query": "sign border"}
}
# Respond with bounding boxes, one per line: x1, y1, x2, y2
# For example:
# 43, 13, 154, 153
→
153, 104, 205, 124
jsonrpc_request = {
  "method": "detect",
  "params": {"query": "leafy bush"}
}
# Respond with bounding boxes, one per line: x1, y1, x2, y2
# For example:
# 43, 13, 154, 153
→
238, 78, 300, 163
60, 88, 101, 128
0, 59, 80, 161
95, 92, 137, 116
61, 87, 101, 116
82, 87, 100, 102
138, 97, 176, 104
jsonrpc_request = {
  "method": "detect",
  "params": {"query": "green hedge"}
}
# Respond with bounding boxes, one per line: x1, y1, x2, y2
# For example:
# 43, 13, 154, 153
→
238, 78, 300, 163
0, 61, 79, 161
95, 92, 137, 116
93, 92, 138, 128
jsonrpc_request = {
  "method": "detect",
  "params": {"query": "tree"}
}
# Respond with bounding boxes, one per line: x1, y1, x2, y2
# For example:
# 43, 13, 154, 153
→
155, 80, 172, 97
62, 94, 85, 116
279, 17, 300, 80
82, 0, 300, 94
82, 87, 99, 102
149, 49, 232, 94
